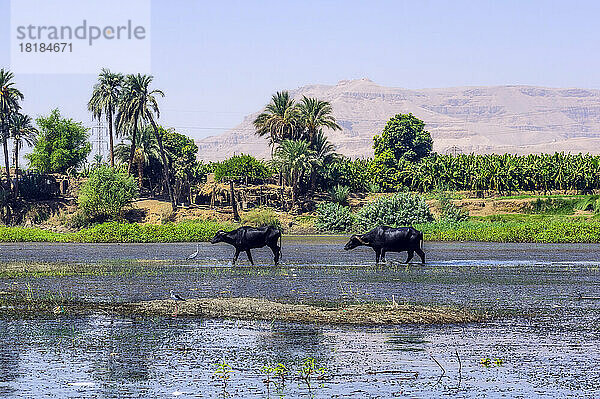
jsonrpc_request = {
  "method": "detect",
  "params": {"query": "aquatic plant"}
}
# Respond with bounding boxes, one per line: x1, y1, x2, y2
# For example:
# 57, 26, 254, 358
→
213, 360, 234, 397
480, 357, 504, 368
298, 357, 327, 389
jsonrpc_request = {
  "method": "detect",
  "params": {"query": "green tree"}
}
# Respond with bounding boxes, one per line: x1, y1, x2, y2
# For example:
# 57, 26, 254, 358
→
9, 113, 38, 197
115, 125, 160, 189
374, 113, 433, 162
117, 74, 175, 210
78, 165, 138, 220
88, 68, 123, 167
272, 139, 315, 207
214, 154, 269, 184
161, 127, 199, 203
297, 96, 341, 143
253, 91, 301, 150
309, 130, 338, 190
0, 69, 24, 184
26, 109, 91, 174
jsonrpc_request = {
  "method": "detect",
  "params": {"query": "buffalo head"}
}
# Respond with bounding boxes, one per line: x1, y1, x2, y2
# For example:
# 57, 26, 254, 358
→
344, 234, 368, 250
211, 230, 227, 244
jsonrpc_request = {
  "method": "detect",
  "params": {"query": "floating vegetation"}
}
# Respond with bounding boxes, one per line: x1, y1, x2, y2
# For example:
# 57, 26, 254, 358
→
480, 357, 504, 368
0, 296, 485, 325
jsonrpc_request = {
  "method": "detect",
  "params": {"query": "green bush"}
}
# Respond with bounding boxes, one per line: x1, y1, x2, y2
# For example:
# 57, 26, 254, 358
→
355, 193, 433, 231
322, 158, 373, 192
575, 195, 600, 214
438, 193, 468, 222
78, 165, 138, 220
329, 184, 350, 205
525, 198, 578, 215
241, 207, 281, 228
315, 202, 355, 233
214, 154, 270, 183
71, 220, 235, 243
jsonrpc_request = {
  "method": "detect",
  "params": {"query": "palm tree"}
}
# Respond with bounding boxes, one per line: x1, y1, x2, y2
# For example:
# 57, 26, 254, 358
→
117, 74, 175, 210
88, 68, 123, 167
309, 130, 338, 190
272, 139, 315, 207
115, 126, 160, 189
253, 91, 301, 150
9, 113, 37, 197
0, 69, 24, 186
297, 96, 341, 144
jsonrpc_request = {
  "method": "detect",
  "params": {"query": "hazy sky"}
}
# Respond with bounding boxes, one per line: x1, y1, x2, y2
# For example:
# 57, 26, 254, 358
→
1, 0, 600, 143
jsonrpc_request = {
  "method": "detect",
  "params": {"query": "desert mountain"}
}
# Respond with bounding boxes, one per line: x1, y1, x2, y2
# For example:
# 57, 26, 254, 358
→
196, 78, 600, 161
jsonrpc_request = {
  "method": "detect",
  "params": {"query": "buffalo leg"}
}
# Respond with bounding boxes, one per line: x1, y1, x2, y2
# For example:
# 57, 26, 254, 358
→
269, 245, 280, 265
375, 248, 381, 264
406, 250, 414, 263
381, 250, 386, 263
416, 248, 425, 264
232, 249, 241, 265
245, 250, 255, 266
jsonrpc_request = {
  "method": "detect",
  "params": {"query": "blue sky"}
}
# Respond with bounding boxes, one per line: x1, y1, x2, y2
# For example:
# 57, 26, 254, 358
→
1, 0, 600, 141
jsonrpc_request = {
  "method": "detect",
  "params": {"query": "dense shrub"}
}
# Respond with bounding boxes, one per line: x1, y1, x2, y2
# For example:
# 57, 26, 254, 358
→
322, 158, 373, 192
575, 195, 600, 214
315, 202, 355, 233
355, 193, 433, 231
438, 193, 469, 222
214, 154, 270, 183
329, 184, 350, 205
78, 166, 138, 220
27, 109, 91, 174
525, 198, 578, 215
241, 207, 281, 228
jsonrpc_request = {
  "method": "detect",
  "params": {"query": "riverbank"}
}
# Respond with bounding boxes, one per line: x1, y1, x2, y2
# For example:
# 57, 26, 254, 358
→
2, 216, 600, 243
0, 296, 484, 325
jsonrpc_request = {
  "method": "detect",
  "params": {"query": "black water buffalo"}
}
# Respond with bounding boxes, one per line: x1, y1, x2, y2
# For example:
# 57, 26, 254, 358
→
344, 226, 425, 264
211, 226, 281, 265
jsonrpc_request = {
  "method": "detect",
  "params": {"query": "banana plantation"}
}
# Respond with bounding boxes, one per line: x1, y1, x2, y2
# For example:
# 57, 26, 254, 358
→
379, 153, 600, 194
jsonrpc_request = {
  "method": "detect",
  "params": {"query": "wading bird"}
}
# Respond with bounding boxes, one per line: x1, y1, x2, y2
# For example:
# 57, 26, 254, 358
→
187, 243, 199, 259
170, 290, 186, 317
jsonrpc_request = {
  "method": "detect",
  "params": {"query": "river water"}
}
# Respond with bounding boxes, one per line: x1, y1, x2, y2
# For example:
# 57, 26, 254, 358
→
0, 238, 599, 398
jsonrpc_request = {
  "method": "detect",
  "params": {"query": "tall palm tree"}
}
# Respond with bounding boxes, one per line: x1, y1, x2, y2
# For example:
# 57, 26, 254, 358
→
272, 139, 315, 207
115, 126, 160, 189
253, 91, 301, 150
88, 68, 123, 167
0, 69, 24, 186
309, 130, 338, 190
9, 113, 37, 198
297, 96, 341, 144
117, 74, 175, 210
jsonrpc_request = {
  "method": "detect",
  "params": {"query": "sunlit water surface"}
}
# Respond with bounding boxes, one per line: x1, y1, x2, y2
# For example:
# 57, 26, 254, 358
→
0, 239, 599, 398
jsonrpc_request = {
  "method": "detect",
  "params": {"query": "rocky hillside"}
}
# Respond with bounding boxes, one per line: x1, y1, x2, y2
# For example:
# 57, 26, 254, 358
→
196, 78, 600, 160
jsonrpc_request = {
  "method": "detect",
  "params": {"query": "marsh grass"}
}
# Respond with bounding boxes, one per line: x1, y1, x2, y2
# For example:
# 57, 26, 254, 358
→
418, 218, 600, 243
0, 219, 236, 243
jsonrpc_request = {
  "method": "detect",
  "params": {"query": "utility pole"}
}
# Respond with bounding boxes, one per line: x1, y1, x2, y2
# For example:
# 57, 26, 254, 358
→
90, 119, 108, 163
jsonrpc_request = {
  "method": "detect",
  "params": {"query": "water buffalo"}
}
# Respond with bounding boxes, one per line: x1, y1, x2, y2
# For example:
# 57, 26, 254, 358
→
211, 226, 282, 265
344, 226, 425, 264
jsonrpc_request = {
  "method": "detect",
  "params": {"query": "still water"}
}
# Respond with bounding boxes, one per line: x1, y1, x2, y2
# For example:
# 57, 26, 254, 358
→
0, 238, 599, 398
